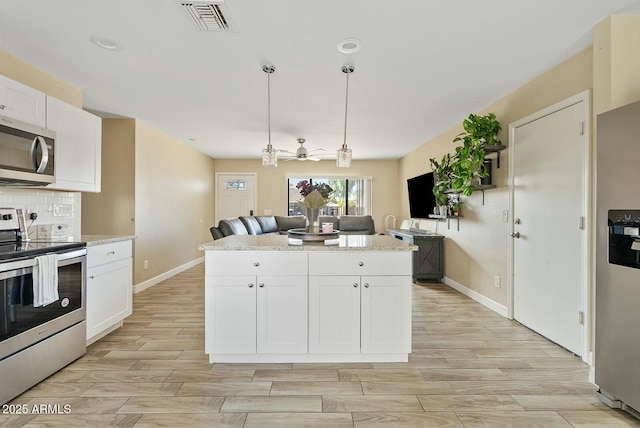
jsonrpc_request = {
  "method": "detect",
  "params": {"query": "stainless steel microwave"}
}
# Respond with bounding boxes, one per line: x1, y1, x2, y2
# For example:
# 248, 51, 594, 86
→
0, 116, 55, 186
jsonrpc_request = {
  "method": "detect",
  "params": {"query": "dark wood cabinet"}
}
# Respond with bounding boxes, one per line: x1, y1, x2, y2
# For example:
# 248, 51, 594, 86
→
387, 229, 444, 282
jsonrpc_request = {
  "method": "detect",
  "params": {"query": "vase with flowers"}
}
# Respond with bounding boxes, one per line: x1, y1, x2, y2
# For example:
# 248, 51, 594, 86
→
296, 180, 334, 233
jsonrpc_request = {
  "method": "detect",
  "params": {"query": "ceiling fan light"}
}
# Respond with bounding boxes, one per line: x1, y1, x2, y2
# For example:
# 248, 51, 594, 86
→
336, 146, 352, 168
262, 146, 277, 167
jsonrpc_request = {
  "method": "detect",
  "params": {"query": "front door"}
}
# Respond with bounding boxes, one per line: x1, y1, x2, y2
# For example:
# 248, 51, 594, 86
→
215, 173, 256, 223
509, 92, 589, 357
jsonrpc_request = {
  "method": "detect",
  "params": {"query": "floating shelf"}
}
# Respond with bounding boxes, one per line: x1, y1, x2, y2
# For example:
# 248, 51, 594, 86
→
482, 144, 507, 168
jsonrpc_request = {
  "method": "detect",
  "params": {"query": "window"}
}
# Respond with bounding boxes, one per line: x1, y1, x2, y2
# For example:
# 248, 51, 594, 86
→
288, 177, 372, 216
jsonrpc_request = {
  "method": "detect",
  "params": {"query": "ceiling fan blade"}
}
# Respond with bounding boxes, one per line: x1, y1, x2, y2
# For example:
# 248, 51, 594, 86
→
307, 148, 326, 154
307, 156, 321, 161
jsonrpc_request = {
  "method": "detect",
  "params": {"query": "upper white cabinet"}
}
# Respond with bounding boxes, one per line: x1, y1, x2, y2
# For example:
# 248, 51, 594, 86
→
0, 75, 46, 127
46, 96, 102, 192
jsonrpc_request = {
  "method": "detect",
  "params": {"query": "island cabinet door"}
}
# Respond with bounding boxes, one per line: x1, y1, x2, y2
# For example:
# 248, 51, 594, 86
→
206, 275, 257, 354
256, 275, 308, 354
308, 275, 361, 353
360, 276, 412, 354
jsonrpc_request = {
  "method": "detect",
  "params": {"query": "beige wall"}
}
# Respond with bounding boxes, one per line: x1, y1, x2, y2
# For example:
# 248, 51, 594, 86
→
82, 119, 216, 286
134, 121, 215, 284
82, 119, 136, 236
0, 49, 82, 108
398, 47, 594, 307
593, 15, 640, 114
213, 159, 399, 232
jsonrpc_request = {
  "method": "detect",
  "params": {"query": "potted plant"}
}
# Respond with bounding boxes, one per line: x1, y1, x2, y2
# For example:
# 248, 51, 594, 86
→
451, 112, 502, 190
456, 113, 502, 147
429, 154, 453, 216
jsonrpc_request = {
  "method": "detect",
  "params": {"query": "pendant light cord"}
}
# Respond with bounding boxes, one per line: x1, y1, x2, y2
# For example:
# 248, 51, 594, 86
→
342, 70, 349, 150
267, 70, 272, 150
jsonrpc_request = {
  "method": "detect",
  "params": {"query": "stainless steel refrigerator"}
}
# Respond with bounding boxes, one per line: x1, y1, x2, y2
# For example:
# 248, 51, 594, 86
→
595, 100, 640, 416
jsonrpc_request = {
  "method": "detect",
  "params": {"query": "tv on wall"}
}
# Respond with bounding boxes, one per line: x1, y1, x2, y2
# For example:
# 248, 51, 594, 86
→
407, 172, 436, 219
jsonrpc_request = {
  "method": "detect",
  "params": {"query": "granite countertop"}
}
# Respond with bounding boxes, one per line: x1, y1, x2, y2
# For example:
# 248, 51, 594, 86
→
200, 234, 418, 252
81, 235, 137, 247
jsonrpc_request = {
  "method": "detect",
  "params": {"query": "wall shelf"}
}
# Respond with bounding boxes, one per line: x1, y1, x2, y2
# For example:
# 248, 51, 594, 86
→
483, 144, 507, 168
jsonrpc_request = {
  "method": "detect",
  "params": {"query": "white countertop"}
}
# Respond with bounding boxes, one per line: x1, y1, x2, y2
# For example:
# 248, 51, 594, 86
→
81, 235, 136, 246
200, 234, 418, 252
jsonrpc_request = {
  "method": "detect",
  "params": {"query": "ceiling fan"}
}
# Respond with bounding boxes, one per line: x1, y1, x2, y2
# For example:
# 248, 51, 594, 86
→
280, 138, 326, 161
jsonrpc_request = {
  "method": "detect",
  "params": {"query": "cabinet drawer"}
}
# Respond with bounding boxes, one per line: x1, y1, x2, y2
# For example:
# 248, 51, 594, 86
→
87, 240, 132, 268
308, 252, 411, 276
206, 251, 307, 276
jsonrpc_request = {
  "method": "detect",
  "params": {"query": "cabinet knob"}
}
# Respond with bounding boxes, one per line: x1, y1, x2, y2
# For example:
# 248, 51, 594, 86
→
353, 283, 358, 288
364, 283, 370, 288
358, 261, 364, 267
259, 283, 265, 288
254, 262, 260, 267
248, 283, 254, 288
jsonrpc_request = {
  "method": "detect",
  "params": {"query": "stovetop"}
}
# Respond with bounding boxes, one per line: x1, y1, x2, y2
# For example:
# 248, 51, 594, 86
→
0, 240, 86, 261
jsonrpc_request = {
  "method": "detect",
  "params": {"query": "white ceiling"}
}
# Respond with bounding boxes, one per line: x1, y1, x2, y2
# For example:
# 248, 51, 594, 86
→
1, 0, 639, 161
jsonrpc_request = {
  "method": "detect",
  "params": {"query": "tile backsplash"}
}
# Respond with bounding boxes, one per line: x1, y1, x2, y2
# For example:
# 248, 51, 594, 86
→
0, 187, 81, 241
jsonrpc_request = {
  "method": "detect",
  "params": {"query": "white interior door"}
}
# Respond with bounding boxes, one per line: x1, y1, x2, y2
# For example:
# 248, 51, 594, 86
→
216, 173, 256, 223
509, 93, 588, 357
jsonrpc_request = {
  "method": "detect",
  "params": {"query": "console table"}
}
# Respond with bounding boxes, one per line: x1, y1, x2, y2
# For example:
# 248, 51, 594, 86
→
387, 229, 444, 282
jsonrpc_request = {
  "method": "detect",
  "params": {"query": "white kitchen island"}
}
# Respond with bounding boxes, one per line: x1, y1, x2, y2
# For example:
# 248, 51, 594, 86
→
200, 234, 417, 363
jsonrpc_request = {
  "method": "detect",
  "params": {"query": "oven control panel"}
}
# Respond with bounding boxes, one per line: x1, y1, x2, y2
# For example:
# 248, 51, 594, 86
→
0, 208, 19, 231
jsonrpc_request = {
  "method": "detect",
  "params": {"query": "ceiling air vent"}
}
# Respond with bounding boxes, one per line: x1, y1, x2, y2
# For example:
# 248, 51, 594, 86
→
180, 1, 235, 32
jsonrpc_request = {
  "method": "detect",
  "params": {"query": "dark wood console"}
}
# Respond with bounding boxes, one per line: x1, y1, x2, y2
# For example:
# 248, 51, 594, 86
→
387, 229, 444, 282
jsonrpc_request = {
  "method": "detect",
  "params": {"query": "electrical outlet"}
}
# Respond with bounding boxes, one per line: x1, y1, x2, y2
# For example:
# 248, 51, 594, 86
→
494, 275, 501, 288
144, 260, 149, 270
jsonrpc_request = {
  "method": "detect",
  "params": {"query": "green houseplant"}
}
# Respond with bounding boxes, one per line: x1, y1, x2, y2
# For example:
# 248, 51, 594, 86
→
456, 113, 502, 147
429, 153, 453, 215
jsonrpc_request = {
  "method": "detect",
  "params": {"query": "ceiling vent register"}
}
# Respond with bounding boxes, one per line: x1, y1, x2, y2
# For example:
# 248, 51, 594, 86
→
180, 1, 235, 32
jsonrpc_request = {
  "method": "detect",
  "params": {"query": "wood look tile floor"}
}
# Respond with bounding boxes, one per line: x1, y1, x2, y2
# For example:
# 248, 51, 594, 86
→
3, 264, 640, 428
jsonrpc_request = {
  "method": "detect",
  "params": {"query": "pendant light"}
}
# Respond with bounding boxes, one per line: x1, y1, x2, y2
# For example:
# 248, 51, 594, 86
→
262, 64, 277, 167
337, 65, 354, 167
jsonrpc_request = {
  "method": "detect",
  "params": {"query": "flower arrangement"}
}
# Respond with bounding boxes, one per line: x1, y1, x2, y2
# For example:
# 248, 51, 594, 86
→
296, 180, 333, 209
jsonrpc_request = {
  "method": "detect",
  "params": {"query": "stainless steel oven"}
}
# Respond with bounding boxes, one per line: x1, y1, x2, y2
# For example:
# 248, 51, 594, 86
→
0, 208, 86, 404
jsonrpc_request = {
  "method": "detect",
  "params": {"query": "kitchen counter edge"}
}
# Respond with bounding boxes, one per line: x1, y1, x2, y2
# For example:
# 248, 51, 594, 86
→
81, 235, 137, 247
200, 234, 418, 252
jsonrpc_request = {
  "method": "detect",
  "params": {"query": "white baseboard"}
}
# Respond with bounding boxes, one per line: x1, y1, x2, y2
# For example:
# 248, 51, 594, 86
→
442, 276, 509, 318
133, 257, 204, 294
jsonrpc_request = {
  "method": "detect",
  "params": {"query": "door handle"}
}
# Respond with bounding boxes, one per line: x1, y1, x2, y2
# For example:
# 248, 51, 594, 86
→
511, 232, 521, 238
515, 218, 521, 225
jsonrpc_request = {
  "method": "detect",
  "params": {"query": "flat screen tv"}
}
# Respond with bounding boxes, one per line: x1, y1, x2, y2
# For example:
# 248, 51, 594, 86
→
407, 172, 436, 219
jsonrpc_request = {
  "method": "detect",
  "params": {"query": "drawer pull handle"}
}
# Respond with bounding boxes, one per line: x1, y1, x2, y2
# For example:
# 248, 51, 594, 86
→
248, 283, 254, 288
254, 262, 260, 267
353, 283, 358, 288
107, 251, 116, 255
89, 275, 94, 279
259, 283, 265, 288
358, 261, 364, 267
364, 283, 370, 288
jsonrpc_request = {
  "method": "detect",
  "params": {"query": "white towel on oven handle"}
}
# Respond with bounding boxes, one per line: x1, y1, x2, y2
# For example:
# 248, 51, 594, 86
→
33, 254, 59, 307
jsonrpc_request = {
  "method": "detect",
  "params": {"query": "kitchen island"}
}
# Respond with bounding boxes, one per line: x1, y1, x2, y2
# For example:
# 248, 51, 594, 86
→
200, 234, 417, 363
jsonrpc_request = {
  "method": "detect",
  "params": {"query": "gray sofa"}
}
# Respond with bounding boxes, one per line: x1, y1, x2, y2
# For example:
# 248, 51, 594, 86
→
210, 215, 375, 239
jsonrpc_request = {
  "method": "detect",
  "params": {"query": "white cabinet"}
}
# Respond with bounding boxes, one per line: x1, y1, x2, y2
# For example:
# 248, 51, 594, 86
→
86, 240, 133, 343
205, 252, 308, 356
309, 252, 412, 355
46, 96, 102, 192
204, 248, 413, 363
0, 75, 46, 127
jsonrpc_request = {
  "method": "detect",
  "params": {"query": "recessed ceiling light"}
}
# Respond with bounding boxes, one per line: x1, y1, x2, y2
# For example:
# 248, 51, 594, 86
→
337, 38, 361, 54
90, 35, 122, 51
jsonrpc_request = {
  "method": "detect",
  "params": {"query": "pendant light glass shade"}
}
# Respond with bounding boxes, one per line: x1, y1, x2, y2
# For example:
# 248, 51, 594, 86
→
262, 65, 277, 167
337, 65, 354, 167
